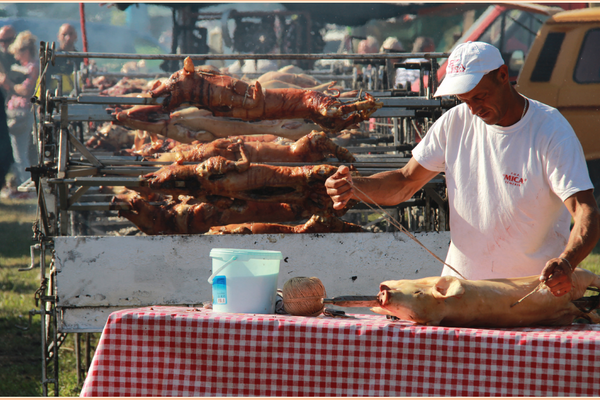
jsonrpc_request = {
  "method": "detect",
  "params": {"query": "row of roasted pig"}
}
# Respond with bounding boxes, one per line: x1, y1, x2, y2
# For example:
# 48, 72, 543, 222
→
111, 132, 363, 235
88, 59, 378, 235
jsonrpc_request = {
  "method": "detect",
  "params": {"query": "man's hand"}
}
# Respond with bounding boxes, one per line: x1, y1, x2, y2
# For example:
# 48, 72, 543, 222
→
541, 189, 600, 297
540, 257, 573, 297
325, 165, 353, 210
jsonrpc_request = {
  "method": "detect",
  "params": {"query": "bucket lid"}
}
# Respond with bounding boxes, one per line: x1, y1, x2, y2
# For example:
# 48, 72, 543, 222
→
209, 248, 283, 260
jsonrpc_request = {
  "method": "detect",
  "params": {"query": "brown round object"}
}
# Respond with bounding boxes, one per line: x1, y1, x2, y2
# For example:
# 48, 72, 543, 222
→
282, 277, 326, 316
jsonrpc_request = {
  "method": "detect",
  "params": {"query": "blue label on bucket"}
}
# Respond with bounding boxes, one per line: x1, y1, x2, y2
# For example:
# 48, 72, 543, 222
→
212, 276, 227, 305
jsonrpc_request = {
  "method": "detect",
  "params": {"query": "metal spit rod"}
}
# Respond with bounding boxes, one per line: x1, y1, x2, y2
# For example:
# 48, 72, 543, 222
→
50, 165, 414, 180
70, 155, 412, 167
83, 70, 354, 83
54, 50, 450, 61
50, 95, 164, 106
46, 93, 445, 123
49, 94, 444, 106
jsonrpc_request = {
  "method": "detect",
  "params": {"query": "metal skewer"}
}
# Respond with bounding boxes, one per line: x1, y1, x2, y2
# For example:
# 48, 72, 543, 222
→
323, 295, 379, 307
342, 177, 467, 280
510, 279, 547, 308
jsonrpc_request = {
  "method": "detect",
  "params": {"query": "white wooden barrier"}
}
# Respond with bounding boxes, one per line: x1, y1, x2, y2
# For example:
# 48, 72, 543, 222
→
54, 231, 451, 331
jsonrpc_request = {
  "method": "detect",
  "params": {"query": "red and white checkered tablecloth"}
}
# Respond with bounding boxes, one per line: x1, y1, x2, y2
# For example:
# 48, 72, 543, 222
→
80, 306, 600, 397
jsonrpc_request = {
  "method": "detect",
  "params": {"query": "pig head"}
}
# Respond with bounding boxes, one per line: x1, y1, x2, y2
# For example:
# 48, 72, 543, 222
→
372, 268, 600, 328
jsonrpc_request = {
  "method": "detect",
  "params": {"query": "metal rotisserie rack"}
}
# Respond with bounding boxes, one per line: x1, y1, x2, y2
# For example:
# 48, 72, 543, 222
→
24, 42, 456, 395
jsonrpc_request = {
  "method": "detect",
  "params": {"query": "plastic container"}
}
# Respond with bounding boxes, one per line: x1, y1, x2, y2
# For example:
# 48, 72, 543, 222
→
208, 248, 282, 314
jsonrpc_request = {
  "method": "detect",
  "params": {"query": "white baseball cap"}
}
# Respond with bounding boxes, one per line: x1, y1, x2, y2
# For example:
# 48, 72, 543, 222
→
434, 41, 504, 97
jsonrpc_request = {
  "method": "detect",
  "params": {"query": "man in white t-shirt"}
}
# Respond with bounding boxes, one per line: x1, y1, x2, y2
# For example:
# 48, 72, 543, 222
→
325, 41, 600, 296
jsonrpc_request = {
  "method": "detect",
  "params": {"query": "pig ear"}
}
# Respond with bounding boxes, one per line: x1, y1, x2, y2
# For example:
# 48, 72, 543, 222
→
149, 80, 163, 91
379, 280, 401, 291
432, 276, 465, 299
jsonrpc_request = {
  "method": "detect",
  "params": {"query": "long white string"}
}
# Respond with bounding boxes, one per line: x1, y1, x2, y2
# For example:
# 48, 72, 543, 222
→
342, 178, 467, 280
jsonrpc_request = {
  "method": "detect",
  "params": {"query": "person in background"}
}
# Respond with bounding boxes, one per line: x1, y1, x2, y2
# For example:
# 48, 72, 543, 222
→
357, 36, 380, 55
355, 36, 381, 131
326, 42, 600, 296
0, 26, 16, 196
0, 25, 26, 98
355, 35, 380, 75
58, 23, 78, 52
380, 37, 405, 88
0, 88, 14, 195
47, 23, 79, 93
0, 31, 39, 188
394, 36, 436, 91
380, 37, 404, 56
0, 25, 17, 74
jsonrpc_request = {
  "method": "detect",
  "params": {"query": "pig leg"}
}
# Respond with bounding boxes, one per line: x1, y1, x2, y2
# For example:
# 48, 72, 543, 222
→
582, 272, 600, 323
370, 306, 395, 317
591, 272, 600, 290
584, 310, 600, 323
569, 269, 600, 324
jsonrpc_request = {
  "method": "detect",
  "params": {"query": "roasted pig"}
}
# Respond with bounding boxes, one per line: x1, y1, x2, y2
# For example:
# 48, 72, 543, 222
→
114, 104, 321, 143
207, 215, 364, 235
142, 145, 346, 207
111, 191, 342, 235
256, 70, 321, 88
148, 131, 355, 164
149, 57, 382, 132
85, 123, 139, 151
372, 270, 600, 327
99, 77, 151, 96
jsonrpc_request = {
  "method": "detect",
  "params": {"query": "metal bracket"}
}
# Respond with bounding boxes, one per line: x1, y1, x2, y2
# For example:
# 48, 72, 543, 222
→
67, 128, 103, 168
19, 244, 41, 272
15, 309, 42, 331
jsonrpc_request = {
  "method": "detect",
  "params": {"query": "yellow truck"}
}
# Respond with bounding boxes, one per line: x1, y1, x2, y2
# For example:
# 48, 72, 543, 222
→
517, 7, 600, 198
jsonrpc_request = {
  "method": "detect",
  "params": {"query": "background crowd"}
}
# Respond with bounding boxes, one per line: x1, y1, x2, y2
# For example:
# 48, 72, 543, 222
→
0, 23, 76, 199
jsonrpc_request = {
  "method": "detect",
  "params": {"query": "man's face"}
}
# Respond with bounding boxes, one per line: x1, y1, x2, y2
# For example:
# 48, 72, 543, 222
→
456, 68, 510, 126
58, 26, 77, 51
0, 29, 15, 53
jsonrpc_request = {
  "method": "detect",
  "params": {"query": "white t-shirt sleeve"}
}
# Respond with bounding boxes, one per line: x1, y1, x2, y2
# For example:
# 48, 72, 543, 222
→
411, 108, 455, 172
545, 134, 594, 202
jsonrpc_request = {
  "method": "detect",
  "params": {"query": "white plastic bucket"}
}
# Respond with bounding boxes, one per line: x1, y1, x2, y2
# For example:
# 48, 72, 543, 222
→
208, 248, 282, 314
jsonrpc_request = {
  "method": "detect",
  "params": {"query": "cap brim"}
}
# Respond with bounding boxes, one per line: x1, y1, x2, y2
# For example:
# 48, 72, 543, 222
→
434, 72, 485, 97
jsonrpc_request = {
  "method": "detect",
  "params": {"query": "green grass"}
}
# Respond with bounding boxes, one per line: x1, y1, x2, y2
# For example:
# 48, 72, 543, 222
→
580, 252, 600, 275
0, 198, 98, 397
1, 197, 599, 396
0, 197, 42, 396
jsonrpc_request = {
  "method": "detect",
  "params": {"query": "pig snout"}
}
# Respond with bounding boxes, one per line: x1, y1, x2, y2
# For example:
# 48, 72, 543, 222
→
378, 286, 391, 307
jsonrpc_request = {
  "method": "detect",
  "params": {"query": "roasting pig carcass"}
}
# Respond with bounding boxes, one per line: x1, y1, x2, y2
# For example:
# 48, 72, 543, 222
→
85, 123, 139, 151
149, 131, 355, 164
207, 214, 364, 235
111, 191, 344, 235
258, 80, 347, 96
114, 104, 321, 143
254, 72, 346, 94
371, 269, 600, 327
256, 70, 321, 88
149, 57, 382, 132
142, 151, 347, 208
127, 134, 293, 159
91, 75, 118, 91
278, 65, 304, 74
122, 138, 181, 157
99, 77, 151, 97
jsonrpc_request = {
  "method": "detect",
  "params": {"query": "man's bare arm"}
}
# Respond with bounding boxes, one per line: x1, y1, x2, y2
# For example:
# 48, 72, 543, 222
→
325, 158, 439, 210
541, 189, 600, 296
